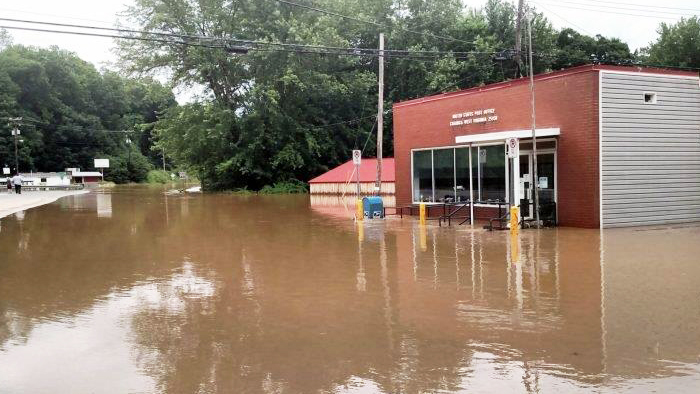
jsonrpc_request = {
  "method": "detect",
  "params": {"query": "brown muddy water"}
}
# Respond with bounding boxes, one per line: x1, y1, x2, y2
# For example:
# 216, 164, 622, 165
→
1, 186, 699, 393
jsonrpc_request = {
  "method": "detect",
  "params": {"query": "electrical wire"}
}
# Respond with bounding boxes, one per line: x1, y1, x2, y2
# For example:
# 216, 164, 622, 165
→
270, 0, 475, 45
533, 1, 686, 20
0, 18, 498, 60
581, 0, 700, 13
532, 2, 595, 36
540, 0, 698, 17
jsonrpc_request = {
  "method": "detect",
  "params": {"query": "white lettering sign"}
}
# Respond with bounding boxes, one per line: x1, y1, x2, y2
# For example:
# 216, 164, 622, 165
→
506, 137, 519, 158
352, 150, 362, 165
450, 108, 498, 127
94, 159, 110, 168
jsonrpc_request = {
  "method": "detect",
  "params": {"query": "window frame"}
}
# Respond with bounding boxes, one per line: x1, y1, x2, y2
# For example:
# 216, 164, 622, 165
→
410, 141, 508, 207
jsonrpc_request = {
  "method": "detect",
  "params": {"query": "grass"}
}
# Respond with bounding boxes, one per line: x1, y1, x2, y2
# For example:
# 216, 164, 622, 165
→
258, 180, 308, 194
146, 170, 172, 184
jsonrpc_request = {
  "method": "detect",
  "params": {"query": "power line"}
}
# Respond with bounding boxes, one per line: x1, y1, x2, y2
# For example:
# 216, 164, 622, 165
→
541, 0, 698, 17
270, 0, 475, 45
533, 2, 595, 36
534, 1, 686, 20
0, 18, 495, 59
572, 0, 700, 13
0, 7, 118, 26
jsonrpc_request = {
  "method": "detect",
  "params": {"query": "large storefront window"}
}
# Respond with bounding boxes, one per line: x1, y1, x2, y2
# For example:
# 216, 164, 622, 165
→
433, 149, 454, 202
412, 144, 506, 204
413, 150, 433, 202
478, 145, 506, 202
455, 147, 471, 202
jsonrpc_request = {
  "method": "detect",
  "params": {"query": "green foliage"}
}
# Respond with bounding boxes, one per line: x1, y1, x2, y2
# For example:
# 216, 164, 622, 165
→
104, 146, 154, 184
0, 43, 176, 173
259, 180, 309, 195
642, 17, 700, 68
146, 170, 171, 184
124, 0, 578, 191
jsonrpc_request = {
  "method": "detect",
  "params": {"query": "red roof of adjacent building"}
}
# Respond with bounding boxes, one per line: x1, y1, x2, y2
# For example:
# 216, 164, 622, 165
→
309, 158, 395, 184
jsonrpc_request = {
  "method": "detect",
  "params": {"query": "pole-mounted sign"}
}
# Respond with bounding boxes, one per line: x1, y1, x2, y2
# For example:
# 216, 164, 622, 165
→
352, 150, 362, 165
506, 137, 519, 159
352, 150, 362, 198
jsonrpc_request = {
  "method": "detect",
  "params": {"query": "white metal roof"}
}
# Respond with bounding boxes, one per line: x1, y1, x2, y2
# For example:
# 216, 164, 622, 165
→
72, 171, 103, 177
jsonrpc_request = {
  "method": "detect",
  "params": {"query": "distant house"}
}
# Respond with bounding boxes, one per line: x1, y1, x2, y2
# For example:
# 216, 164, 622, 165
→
309, 158, 395, 196
18, 172, 71, 186
71, 171, 103, 184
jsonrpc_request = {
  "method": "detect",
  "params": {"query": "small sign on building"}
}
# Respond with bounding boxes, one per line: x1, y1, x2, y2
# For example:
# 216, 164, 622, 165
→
2, 168, 9, 175
352, 150, 362, 165
506, 137, 519, 158
94, 159, 110, 168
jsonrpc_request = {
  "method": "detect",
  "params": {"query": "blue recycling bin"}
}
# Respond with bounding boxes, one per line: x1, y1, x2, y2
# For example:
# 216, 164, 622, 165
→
362, 196, 384, 219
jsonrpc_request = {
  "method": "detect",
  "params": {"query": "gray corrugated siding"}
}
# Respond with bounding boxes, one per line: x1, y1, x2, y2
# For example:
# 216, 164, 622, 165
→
601, 72, 700, 227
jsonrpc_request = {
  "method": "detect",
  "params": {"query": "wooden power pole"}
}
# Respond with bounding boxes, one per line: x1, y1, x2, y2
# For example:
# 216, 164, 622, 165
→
514, 0, 525, 77
527, 15, 540, 228
375, 33, 384, 196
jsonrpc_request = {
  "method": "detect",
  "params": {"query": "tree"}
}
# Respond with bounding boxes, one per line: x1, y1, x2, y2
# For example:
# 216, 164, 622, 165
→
118, 0, 636, 191
642, 17, 700, 68
0, 41, 176, 174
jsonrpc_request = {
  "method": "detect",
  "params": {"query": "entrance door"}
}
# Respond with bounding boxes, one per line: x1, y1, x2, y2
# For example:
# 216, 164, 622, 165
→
518, 152, 556, 220
536, 153, 556, 221
519, 153, 532, 219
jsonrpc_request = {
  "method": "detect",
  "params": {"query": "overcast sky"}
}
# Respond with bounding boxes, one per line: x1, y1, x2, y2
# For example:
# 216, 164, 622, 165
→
1, 0, 698, 98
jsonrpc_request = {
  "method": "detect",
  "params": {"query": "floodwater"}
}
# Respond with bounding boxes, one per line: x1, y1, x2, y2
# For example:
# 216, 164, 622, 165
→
1, 187, 699, 393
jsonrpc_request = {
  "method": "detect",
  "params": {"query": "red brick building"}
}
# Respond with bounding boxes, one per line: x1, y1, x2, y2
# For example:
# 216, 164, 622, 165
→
392, 65, 700, 228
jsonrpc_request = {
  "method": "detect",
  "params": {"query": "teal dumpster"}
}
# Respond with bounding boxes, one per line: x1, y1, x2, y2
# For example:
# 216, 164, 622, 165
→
362, 196, 384, 219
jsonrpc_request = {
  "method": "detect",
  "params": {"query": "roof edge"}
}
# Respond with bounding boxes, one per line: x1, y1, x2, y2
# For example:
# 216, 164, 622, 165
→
393, 64, 699, 109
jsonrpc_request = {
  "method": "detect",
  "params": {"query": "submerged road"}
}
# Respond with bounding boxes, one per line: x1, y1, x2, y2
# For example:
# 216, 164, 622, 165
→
0, 189, 89, 219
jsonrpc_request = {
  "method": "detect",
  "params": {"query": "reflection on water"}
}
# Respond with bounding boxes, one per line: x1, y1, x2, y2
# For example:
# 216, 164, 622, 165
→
0, 186, 699, 393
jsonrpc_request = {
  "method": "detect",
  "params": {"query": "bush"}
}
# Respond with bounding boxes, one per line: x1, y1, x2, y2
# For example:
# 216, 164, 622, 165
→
104, 147, 154, 184
147, 170, 171, 184
258, 180, 308, 194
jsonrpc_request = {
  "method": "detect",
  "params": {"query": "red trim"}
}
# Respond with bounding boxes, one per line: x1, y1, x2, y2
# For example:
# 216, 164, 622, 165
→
394, 64, 699, 108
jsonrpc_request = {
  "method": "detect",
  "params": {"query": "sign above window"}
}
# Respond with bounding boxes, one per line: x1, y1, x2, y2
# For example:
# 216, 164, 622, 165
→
450, 108, 498, 127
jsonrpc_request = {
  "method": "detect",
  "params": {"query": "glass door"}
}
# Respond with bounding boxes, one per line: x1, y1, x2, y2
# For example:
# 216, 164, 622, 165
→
536, 153, 556, 221
519, 153, 532, 219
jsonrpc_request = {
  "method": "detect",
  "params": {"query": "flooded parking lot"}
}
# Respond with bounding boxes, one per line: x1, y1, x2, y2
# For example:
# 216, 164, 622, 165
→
1, 186, 699, 393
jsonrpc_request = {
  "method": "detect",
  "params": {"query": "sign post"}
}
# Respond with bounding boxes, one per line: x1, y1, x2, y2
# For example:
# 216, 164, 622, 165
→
352, 150, 362, 199
506, 137, 519, 158
94, 159, 110, 179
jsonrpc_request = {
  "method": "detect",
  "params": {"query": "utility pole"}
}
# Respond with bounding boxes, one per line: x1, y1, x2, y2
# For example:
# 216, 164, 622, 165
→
8, 117, 22, 174
527, 14, 540, 228
514, 0, 525, 77
375, 32, 384, 196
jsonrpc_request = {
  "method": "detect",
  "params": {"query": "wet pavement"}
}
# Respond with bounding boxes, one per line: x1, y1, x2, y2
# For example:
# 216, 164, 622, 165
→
0, 186, 699, 393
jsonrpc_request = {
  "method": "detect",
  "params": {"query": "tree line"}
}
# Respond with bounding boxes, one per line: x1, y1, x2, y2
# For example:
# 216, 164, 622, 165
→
0, 33, 177, 183
1, 0, 698, 189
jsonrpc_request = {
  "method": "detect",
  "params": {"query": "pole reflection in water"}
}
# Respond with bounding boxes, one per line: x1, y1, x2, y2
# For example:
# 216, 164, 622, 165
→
0, 187, 699, 393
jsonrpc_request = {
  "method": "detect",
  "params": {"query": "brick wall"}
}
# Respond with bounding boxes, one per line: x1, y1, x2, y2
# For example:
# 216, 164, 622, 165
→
393, 70, 600, 228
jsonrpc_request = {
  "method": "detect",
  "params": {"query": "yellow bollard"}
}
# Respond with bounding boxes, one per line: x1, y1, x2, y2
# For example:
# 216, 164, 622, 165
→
419, 203, 426, 225
510, 230, 519, 264
356, 199, 364, 221
419, 224, 427, 251
510, 206, 519, 235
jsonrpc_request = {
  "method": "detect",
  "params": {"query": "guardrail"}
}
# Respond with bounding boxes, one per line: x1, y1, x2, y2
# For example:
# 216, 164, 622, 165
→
20, 184, 85, 191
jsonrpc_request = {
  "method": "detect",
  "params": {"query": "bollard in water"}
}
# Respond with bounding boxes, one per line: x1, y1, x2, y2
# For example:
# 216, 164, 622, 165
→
510, 206, 519, 235
419, 203, 426, 225
419, 224, 427, 251
356, 199, 364, 221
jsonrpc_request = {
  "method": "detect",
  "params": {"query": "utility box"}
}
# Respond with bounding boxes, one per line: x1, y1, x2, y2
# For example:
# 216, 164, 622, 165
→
362, 196, 384, 219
